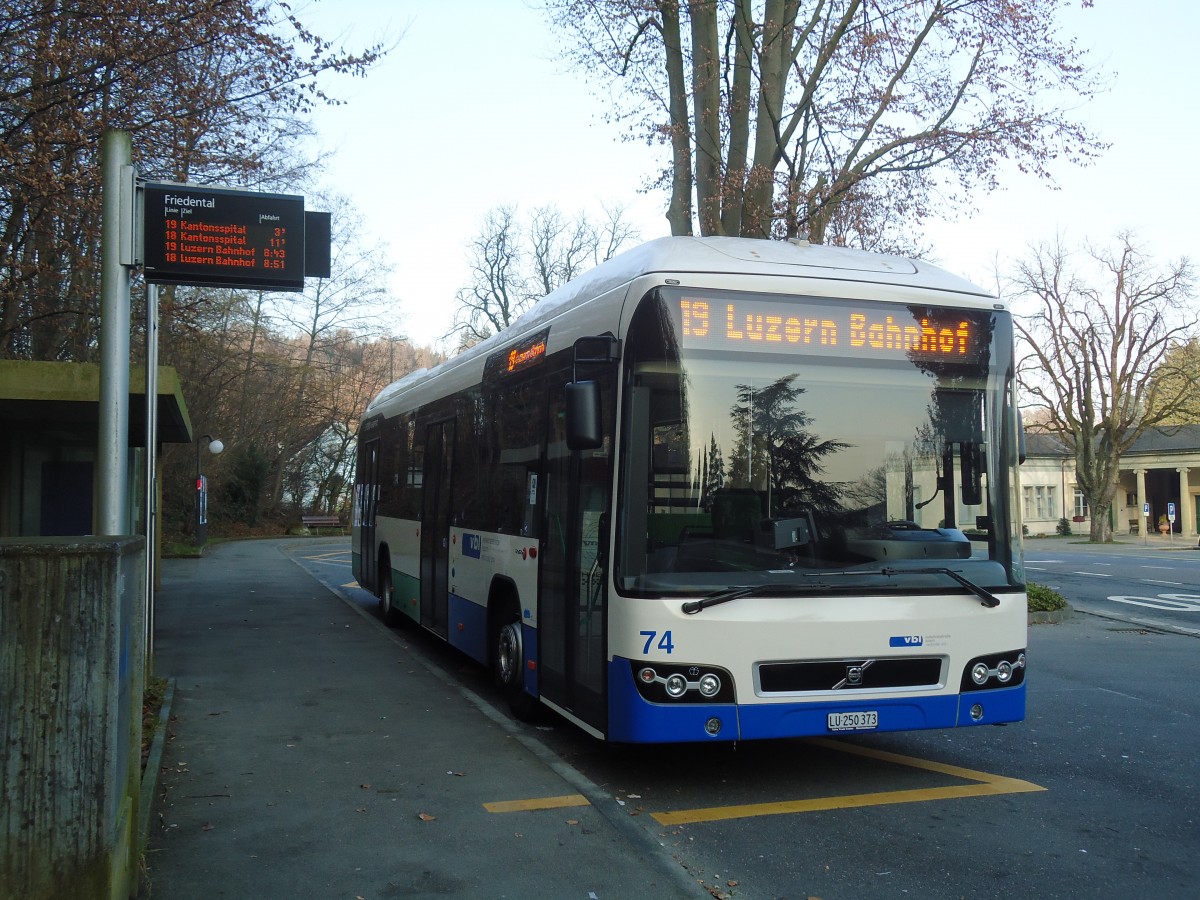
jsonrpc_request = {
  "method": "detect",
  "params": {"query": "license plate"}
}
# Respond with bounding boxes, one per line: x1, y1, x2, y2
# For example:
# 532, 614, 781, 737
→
827, 710, 878, 732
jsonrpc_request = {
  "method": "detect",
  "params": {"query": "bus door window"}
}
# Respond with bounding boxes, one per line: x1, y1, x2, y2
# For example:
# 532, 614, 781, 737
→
420, 419, 454, 638
358, 437, 380, 590
540, 369, 612, 728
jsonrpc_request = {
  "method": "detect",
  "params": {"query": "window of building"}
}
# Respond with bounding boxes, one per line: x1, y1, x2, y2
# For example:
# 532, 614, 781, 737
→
1023, 484, 1057, 520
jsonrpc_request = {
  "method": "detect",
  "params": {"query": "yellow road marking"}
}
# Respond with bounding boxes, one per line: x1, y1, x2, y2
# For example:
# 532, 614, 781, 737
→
651, 738, 1045, 826
484, 793, 591, 814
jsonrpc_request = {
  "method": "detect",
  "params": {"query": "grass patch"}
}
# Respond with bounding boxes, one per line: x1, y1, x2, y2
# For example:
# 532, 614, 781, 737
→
1027, 581, 1068, 613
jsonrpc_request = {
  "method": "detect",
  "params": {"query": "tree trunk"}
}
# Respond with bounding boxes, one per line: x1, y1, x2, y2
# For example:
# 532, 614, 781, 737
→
721, 0, 753, 236
743, 0, 793, 238
660, 1, 693, 236
1088, 494, 1114, 543
689, 0, 722, 235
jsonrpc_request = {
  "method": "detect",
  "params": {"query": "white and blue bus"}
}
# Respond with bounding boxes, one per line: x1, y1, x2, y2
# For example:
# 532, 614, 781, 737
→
353, 236, 1027, 743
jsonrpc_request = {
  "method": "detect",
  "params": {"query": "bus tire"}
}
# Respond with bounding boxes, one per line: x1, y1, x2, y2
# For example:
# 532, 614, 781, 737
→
378, 552, 403, 627
493, 598, 538, 721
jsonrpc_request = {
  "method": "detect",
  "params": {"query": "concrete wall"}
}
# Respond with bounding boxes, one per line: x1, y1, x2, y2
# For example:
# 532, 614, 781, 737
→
1, 537, 145, 900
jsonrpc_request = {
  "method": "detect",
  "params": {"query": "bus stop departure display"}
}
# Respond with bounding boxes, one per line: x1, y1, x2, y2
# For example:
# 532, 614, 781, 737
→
143, 184, 305, 291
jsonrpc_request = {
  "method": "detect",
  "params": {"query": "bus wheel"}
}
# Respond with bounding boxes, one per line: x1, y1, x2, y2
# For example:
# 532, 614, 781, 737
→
494, 602, 538, 721
378, 556, 402, 627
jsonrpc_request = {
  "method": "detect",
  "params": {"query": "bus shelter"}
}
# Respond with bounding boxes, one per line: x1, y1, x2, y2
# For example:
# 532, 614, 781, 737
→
0, 360, 192, 549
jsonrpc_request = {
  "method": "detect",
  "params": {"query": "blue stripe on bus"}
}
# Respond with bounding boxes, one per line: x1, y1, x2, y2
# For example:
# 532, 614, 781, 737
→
522, 622, 538, 697
606, 657, 1026, 743
447, 593, 488, 665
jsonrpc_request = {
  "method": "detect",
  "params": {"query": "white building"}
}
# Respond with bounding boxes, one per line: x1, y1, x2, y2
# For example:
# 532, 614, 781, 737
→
1020, 426, 1200, 538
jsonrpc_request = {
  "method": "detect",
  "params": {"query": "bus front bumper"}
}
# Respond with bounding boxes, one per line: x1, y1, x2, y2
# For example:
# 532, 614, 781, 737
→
606, 657, 1026, 743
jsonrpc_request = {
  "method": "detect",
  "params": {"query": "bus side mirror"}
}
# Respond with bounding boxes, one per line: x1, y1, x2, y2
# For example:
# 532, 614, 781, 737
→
566, 381, 602, 450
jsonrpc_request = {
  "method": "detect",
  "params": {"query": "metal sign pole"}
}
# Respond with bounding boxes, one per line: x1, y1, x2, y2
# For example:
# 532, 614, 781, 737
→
145, 281, 158, 662
97, 129, 134, 535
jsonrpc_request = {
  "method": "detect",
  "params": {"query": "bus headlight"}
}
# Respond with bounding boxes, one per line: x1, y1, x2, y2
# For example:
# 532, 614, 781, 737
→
961, 650, 1027, 692
628, 661, 735, 704
665, 674, 688, 698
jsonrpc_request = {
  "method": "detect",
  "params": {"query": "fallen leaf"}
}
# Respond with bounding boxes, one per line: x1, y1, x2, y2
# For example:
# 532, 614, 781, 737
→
360, 783, 371, 790
566, 819, 579, 826
201, 822, 214, 831
356, 807, 367, 813
418, 812, 436, 822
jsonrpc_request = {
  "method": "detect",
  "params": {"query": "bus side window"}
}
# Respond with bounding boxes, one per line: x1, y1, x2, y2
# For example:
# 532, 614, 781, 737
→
490, 379, 545, 536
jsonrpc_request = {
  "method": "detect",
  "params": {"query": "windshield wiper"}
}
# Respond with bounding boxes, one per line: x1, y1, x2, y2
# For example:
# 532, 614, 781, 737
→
680, 566, 1001, 615
681, 584, 804, 615
880, 566, 1001, 608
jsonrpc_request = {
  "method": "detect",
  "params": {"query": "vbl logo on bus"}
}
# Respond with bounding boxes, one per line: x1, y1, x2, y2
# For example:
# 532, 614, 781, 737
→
889, 635, 923, 647
463, 532, 482, 559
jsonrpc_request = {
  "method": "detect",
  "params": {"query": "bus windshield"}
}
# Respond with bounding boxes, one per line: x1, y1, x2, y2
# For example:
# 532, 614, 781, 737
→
616, 287, 1023, 597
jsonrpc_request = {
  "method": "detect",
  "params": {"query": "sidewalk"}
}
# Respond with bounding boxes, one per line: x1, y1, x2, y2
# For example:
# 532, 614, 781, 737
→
145, 539, 705, 899
1023, 533, 1200, 554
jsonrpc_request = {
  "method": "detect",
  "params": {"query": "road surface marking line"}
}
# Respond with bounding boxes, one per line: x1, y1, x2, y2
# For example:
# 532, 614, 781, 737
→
341, 581, 360, 589
484, 794, 591, 813
1142, 579, 1183, 586
1073, 571, 1112, 577
649, 738, 1045, 826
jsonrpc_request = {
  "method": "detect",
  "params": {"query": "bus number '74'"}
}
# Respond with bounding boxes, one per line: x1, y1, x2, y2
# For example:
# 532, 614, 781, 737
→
641, 630, 675, 654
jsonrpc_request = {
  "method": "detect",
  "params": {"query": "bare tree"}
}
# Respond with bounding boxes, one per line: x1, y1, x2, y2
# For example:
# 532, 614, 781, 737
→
1148, 339, 1200, 426
1012, 234, 1196, 542
547, 0, 1105, 248
449, 204, 640, 347
451, 206, 528, 347
0, 0, 386, 360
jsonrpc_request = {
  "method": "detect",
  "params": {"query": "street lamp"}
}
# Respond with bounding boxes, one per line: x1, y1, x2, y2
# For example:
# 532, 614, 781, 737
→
195, 434, 224, 547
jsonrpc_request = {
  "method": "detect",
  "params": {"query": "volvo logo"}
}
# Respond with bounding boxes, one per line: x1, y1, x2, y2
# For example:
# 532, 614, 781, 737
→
833, 659, 875, 690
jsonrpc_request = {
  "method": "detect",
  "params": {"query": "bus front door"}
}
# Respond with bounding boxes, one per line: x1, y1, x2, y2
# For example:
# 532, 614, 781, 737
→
358, 439, 380, 591
420, 420, 453, 638
538, 385, 609, 734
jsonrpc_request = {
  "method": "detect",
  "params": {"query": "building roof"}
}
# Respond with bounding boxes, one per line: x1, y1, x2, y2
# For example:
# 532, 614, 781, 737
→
0, 360, 193, 445
1023, 424, 1200, 459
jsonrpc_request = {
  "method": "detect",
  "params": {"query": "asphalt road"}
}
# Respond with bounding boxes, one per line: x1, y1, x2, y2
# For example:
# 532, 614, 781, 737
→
289, 538, 1199, 900
1024, 538, 1200, 636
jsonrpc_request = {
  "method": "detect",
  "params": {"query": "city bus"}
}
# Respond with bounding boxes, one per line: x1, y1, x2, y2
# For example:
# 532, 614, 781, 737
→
352, 236, 1027, 743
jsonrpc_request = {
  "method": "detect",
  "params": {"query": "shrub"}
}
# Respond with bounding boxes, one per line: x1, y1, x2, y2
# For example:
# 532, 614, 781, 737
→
1027, 581, 1068, 612
1056, 517, 1072, 536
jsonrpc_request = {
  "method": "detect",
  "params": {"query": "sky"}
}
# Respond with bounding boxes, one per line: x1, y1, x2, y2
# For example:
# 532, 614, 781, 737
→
303, 0, 1200, 349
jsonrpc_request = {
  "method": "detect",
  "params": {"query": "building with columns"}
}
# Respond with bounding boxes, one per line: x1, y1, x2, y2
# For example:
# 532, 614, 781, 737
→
1020, 426, 1200, 538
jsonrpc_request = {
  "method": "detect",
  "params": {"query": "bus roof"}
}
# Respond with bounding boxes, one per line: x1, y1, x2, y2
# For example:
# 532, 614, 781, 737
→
366, 236, 994, 416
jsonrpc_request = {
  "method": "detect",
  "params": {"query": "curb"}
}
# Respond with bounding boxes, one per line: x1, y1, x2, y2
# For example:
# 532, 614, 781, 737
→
1029, 604, 1072, 625
139, 677, 175, 854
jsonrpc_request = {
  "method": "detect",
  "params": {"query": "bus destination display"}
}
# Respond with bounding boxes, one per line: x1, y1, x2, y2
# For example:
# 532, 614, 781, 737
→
675, 292, 989, 365
143, 183, 305, 291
